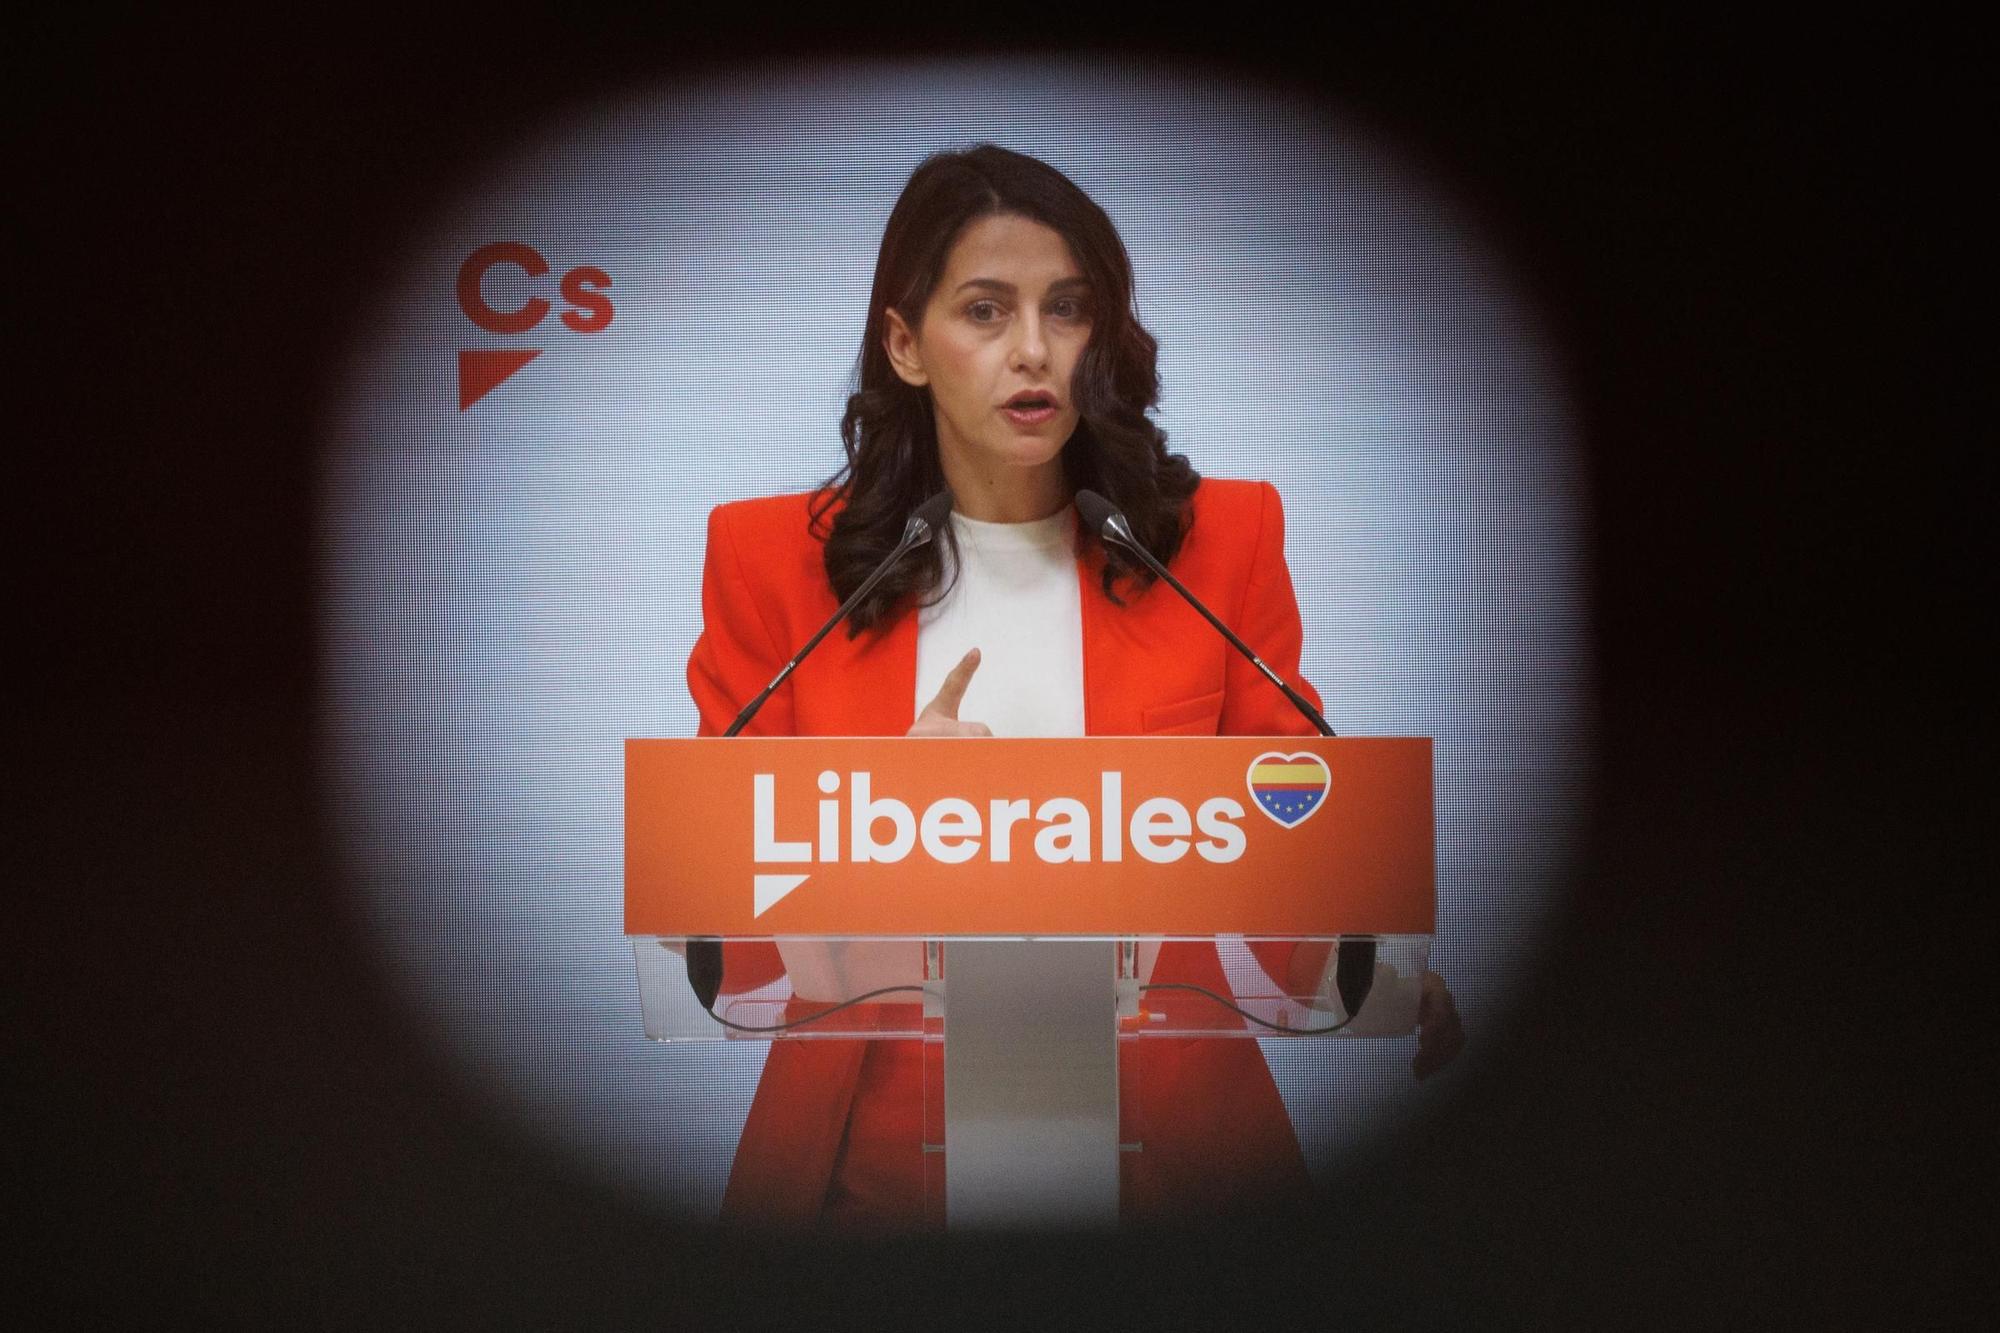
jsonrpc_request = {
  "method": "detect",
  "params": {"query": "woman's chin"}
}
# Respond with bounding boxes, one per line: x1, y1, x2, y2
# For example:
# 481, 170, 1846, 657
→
985, 433, 1070, 471
941, 424, 1073, 487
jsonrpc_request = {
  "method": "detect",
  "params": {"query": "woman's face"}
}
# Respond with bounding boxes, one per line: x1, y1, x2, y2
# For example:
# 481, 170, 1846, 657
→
883, 212, 1094, 510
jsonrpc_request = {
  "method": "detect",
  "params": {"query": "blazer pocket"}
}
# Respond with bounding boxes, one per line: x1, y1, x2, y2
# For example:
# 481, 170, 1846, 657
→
1142, 688, 1226, 736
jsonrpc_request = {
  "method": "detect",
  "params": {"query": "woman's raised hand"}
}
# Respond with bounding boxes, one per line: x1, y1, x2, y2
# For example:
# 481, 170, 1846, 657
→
1411, 970, 1465, 1081
907, 648, 994, 737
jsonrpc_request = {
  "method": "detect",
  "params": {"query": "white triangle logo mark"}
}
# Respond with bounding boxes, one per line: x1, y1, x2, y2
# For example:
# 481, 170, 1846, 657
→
753, 873, 809, 918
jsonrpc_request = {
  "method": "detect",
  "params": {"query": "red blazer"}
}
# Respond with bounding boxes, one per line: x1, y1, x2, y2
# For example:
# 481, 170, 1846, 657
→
686, 476, 1330, 1227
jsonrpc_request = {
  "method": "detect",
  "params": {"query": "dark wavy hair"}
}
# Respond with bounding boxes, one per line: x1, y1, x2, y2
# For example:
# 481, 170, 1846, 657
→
809, 143, 1201, 635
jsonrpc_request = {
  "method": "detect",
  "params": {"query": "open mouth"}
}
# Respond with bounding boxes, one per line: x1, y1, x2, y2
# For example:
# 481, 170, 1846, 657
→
1001, 392, 1058, 423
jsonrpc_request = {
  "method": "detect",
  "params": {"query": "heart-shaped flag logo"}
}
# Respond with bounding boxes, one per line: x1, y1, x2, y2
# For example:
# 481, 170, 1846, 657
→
1245, 751, 1332, 828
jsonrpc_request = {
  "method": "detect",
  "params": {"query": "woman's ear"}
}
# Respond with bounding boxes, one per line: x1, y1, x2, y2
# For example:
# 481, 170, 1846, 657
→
882, 308, 929, 388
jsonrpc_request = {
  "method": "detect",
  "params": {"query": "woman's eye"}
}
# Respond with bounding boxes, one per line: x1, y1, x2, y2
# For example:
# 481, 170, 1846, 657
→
1052, 298, 1089, 320
967, 301, 1002, 322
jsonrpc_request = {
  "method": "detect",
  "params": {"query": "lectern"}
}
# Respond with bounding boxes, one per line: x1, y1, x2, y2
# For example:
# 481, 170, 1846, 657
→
627, 736, 1434, 1228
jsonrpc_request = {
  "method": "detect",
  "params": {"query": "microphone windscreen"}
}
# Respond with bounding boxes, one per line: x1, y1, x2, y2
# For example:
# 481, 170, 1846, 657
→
1073, 488, 1119, 537
910, 489, 955, 540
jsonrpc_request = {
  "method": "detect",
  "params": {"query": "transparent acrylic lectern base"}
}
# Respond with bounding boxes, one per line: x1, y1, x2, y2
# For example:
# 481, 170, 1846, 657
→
631, 935, 1431, 1229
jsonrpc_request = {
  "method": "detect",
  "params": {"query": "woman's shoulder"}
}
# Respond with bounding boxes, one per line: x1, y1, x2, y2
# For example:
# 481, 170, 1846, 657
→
1186, 475, 1282, 541
702, 490, 838, 611
1189, 475, 1273, 516
707, 487, 838, 551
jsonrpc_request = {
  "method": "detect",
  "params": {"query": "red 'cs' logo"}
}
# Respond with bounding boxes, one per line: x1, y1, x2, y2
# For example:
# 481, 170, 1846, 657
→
456, 242, 614, 409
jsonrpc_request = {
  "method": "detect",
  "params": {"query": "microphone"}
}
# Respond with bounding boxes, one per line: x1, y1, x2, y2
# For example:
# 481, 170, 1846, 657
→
1074, 489, 1374, 1017
691, 491, 954, 1016
723, 489, 954, 737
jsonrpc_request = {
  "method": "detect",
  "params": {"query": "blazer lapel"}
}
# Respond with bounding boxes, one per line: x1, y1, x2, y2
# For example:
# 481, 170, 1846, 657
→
1078, 543, 1102, 737
1081, 539, 1176, 738
813, 538, 1134, 737
816, 600, 921, 737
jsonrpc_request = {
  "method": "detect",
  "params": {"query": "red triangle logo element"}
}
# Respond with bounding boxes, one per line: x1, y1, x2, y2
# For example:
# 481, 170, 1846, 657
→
458, 347, 542, 410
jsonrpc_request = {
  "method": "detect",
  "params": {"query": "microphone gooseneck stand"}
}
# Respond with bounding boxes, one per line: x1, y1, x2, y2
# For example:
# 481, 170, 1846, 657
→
722, 491, 956, 737
686, 491, 955, 1014
1072, 489, 1334, 737
1072, 488, 1377, 1021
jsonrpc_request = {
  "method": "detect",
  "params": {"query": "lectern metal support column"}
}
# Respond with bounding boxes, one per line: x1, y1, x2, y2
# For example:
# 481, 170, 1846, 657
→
942, 941, 1119, 1228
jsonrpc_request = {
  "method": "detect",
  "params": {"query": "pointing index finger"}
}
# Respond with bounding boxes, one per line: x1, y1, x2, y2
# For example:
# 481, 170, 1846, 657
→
928, 647, 981, 718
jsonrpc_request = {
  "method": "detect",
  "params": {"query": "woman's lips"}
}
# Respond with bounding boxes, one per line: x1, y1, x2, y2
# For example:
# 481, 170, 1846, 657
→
1001, 403, 1058, 427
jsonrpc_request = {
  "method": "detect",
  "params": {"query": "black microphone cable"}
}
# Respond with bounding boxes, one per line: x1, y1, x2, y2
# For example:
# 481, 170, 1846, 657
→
681, 969, 1376, 1036
696, 981, 930, 1034
695, 978, 1367, 1036
1138, 936, 1380, 1034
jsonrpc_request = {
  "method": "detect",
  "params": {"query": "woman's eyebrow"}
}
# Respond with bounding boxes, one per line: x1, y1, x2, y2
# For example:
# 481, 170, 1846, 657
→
951, 276, 1092, 295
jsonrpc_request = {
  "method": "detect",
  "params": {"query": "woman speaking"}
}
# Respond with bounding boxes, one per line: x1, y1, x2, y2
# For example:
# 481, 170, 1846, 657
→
686, 144, 1462, 1230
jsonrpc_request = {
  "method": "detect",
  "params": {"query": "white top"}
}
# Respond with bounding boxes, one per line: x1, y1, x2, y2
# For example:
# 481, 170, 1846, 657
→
914, 505, 1086, 738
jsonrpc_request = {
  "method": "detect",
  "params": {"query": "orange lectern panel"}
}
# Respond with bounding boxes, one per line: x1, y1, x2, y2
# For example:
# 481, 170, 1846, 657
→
625, 737, 1432, 937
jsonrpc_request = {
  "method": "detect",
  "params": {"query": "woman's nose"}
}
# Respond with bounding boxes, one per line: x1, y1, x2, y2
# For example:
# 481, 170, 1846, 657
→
1010, 313, 1049, 369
